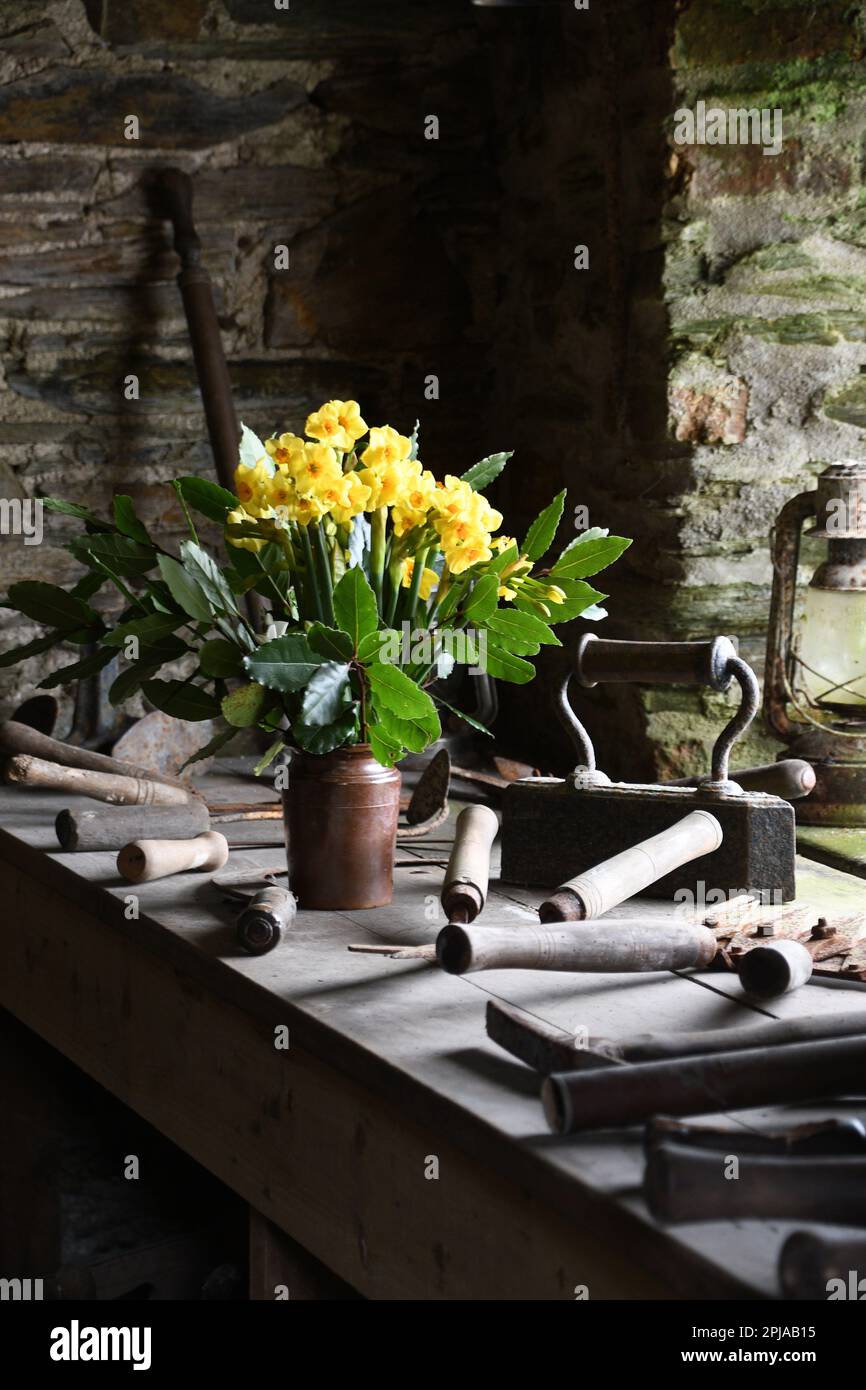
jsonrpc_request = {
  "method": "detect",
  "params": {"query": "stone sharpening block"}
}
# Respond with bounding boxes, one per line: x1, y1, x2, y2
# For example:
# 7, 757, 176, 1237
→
500, 779, 796, 901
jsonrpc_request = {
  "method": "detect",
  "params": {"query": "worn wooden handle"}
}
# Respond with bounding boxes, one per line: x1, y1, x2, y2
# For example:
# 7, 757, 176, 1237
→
236, 886, 297, 955
3, 754, 193, 807
117, 831, 229, 883
671, 758, 816, 800
542, 1035, 866, 1135
645, 1143, 866, 1225
736, 938, 813, 998
56, 803, 210, 851
441, 804, 499, 922
0, 720, 191, 791
540, 810, 723, 921
437, 920, 717, 976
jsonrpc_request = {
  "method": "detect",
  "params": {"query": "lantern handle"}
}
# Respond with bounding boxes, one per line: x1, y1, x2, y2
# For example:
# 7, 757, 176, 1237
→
764, 490, 817, 740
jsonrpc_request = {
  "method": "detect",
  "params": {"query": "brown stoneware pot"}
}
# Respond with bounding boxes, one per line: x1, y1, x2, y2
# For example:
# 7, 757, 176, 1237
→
283, 744, 401, 909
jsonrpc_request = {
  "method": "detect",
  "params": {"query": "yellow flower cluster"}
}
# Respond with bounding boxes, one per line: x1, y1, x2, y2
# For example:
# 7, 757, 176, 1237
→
431, 476, 503, 575
227, 401, 506, 578
400, 557, 439, 599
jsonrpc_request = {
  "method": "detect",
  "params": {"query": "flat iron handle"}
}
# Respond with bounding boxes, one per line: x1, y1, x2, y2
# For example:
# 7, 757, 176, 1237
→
575, 635, 737, 691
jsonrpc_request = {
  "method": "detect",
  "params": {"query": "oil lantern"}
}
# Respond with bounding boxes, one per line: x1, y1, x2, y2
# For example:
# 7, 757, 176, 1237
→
764, 461, 866, 824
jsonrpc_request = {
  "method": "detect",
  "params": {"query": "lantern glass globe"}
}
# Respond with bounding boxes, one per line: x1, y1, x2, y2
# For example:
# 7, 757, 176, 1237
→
796, 585, 866, 712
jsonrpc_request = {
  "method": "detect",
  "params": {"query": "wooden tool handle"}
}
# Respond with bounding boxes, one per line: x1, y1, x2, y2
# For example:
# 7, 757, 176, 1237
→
575, 635, 737, 691
117, 831, 229, 883
645, 1143, 866, 1225
540, 810, 723, 921
437, 920, 717, 976
736, 938, 813, 998
592, 1011, 866, 1066
780, 1231, 866, 1300
56, 803, 210, 851
236, 886, 297, 955
542, 1035, 866, 1135
3, 754, 192, 807
0, 720, 191, 791
155, 168, 199, 259
441, 804, 499, 921
670, 758, 816, 800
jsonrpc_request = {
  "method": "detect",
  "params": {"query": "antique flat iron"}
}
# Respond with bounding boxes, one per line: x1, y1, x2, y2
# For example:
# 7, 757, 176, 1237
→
500, 636, 797, 901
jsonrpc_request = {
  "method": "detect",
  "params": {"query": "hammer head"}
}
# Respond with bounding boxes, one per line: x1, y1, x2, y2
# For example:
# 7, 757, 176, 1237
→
500, 778, 796, 901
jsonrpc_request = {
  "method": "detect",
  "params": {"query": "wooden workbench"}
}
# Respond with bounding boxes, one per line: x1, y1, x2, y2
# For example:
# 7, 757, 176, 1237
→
1, 766, 865, 1301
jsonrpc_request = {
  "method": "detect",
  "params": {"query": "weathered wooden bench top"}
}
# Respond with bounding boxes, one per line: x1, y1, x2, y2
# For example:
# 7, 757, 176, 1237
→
1, 766, 865, 1300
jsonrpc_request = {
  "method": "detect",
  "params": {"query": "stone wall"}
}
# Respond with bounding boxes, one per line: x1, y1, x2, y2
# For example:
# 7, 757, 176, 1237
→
1, 0, 862, 779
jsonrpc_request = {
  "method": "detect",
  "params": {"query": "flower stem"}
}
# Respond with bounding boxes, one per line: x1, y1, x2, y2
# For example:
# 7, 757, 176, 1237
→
406, 545, 429, 627
371, 505, 387, 615
299, 524, 323, 623
314, 520, 335, 625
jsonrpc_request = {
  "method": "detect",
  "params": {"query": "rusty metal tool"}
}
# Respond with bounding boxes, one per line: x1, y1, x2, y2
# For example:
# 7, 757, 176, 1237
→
486, 997, 866, 1073
440, 803, 498, 924
437, 918, 718, 976
780, 1231, 866, 1300
645, 1113, 866, 1157
539, 810, 723, 922
541, 1034, 866, 1135
235, 885, 296, 955
117, 831, 229, 884
645, 1142, 866, 1225
500, 636, 797, 900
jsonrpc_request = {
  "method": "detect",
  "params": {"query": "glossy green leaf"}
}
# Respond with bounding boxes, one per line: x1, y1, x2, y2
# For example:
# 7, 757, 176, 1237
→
521, 489, 566, 563
464, 574, 499, 623
244, 633, 321, 692
487, 608, 561, 654
199, 638, 245, 678
109, 661, 161, 706
333, 566, 378, 648
7, 581, 99, 630
550, 529, 632, 580
519, 578, 606, 623
102, 613, 185, 649
142, 679, 221, 721
41, 497, 112, 530
357, 628, 398, 665
175, 475, 237, 523
239, 422, 271, 473
158, 554, 213, 622
180, 540, 240, 617
68, 533, 157, 578
0, 629, 65, 668
433, 696, 493, 738
112, 495, 150, 544
37, 645, 116, 690
308, 624, 354, 663
293, 706, 357, 755
376, 702, 440, 754
368, 663, 437, 719
460, 450, 512, 492
483, 641, 536, 684
299, 661, 351, 728
368, 721, 403, 767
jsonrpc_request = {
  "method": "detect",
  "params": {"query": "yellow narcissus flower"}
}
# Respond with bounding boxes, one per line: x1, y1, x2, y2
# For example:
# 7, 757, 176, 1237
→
361, 424, 413, 471
439, 521, 494, 575
305, 400, 368, 452
291, 442, 342, 498
234, 458, 275, 517
391, 467, 437, 536
265, 432, 305, 469
329, 470, 372, 525
226, 507, 266, 552
400, 557, 439, 599
544, 584, 567, 605
493, 535, 516, 553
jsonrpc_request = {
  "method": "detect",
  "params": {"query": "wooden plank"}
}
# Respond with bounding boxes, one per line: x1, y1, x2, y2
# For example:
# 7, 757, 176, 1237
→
3, 779, 865, 1297
248, 1211, 359, 1301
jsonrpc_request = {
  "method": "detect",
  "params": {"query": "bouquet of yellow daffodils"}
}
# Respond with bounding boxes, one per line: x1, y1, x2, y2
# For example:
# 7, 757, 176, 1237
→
0, 400, 630, 769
